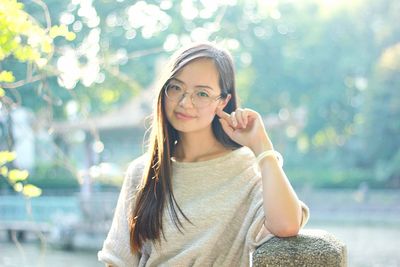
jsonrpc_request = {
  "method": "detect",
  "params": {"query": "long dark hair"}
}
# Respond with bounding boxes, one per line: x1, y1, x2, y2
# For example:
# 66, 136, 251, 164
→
129, 42, 241, 253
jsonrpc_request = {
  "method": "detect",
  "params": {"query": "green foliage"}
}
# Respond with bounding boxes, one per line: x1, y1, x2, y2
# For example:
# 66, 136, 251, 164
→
0, 0, 399, 189
0, 0, 76, 194
358, 41, 400, 184
27, 163, 79, 189
0, 71, 15, 82
0, 0, 75, 62
287, 167, 383, 189
0, 151, 42, 197
1, 0, 50, 64
0, 71, 15, 96
0, 0, 75, 93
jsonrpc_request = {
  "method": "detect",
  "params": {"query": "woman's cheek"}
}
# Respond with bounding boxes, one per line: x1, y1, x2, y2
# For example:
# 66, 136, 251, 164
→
198, 108, 215, 122
164, 100, 174, 120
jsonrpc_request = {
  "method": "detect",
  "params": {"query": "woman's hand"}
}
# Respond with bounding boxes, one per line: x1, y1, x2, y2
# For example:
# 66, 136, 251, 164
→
217, 107, 304, 236
216, 107, 274, 155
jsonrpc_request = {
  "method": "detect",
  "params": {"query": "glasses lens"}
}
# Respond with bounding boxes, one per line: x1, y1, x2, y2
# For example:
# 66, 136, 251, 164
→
165, 83, 218, 107
193, 93, 211, 107
165, 84, 182, 100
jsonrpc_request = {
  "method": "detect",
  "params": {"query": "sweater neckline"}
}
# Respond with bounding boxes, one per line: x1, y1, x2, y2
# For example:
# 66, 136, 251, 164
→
170, 146, 247, 168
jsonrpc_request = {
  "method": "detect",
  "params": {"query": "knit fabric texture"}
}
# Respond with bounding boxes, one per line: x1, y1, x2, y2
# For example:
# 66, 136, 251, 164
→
98, 146, 309, 267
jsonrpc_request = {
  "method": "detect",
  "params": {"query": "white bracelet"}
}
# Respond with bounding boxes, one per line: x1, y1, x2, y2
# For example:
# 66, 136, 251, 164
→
256, 150, 283, 168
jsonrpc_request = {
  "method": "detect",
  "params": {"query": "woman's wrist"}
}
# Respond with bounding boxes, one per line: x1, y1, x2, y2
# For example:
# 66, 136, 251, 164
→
256, 150, 283, 168
250, 135, 274, 156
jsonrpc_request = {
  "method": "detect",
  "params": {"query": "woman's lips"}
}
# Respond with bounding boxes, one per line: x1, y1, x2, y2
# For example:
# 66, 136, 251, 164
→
175, 112, 195, 120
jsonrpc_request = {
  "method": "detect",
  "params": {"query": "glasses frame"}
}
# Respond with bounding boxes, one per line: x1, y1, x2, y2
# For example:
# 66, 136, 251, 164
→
164, 83, 224, 108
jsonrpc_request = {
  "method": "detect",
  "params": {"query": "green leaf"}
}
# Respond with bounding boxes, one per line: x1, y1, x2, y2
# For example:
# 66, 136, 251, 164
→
0, 151, 17, 164
0, 71, 15, 83
41, 39, 53, 54
65, 31, 76, 41
8, 169, 29, 183
49, 25, 68, 38
0, 166, 8, 176
49, 24, 75, 41
14, 182, 23, 192
100, 89, 119, 103
22, 184, 42, 198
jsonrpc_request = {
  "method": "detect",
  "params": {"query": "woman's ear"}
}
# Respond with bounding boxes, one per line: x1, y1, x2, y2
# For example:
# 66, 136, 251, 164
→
218, 94, 232, 110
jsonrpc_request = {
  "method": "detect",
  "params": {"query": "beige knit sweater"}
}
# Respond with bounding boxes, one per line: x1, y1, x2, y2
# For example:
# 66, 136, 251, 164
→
98, 146, 309, 267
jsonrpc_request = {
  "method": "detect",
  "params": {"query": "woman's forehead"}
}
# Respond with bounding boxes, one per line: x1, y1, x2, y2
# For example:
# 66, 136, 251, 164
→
174, 58, 220, 88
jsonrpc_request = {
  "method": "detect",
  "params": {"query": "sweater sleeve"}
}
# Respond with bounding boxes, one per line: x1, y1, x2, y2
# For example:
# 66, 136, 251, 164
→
97, 159, 145, 267
246, 185, 310, 250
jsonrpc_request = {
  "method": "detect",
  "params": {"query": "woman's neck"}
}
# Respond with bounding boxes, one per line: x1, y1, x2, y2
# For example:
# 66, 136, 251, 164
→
173, 131, 231, 162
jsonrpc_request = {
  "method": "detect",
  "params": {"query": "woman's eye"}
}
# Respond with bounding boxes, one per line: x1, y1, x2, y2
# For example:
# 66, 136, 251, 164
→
197, 91, 209, 98
169, 84, 181, 91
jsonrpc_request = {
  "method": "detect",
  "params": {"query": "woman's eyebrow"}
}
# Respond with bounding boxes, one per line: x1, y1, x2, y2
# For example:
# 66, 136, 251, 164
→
172, 77, 215, 91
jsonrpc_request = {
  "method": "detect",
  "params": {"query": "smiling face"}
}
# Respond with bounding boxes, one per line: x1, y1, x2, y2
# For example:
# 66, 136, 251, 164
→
164, 58, 231, 135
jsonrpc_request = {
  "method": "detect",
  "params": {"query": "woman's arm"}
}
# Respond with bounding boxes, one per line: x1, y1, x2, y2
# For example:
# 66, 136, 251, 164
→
217, 107, 304, 237
98, 158, 145, 267
251, 138, 303, 237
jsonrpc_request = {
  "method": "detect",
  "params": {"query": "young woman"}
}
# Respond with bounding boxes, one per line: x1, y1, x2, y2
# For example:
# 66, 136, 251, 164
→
98, 42, 309, 267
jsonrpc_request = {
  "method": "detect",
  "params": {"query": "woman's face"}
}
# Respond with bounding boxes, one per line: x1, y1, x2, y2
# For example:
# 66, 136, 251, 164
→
164, 58, 231, 134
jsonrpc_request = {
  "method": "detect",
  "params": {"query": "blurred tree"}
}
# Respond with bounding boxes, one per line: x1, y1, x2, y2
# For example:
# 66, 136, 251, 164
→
361, 43, 400, 185
350, 0, 400, 185
1, 0, 399, 188
0, 0, 74, 195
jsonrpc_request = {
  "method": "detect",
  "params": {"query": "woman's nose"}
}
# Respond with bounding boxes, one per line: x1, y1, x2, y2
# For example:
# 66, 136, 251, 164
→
178, 93, 195, 107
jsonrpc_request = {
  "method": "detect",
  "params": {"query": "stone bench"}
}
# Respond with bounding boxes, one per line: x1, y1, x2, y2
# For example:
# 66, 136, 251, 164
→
253, 229, 347, 267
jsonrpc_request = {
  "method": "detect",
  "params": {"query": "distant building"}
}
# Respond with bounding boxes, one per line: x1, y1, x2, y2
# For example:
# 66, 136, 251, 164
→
50, 87, 155, 173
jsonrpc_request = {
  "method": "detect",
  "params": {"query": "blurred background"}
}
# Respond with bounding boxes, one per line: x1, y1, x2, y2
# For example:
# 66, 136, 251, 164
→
0, 0, 399, 266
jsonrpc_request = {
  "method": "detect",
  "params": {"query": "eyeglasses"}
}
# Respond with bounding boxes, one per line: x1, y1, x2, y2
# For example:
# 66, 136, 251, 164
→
164, 82, 223, 108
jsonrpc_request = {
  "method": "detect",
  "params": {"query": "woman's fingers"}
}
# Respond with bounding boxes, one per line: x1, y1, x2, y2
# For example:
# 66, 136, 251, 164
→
217, 108, 252, 129
231, 111, 238, 127
216, 108, 235, 128
243, 109, 249, 126
216, 108, 230, 120
219, 118, 234, 136
235, 108, 249, 128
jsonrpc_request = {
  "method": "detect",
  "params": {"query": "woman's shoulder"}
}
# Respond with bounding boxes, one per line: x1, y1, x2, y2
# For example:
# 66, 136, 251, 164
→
126, 153, 149, 174
124, 153, 150, 188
